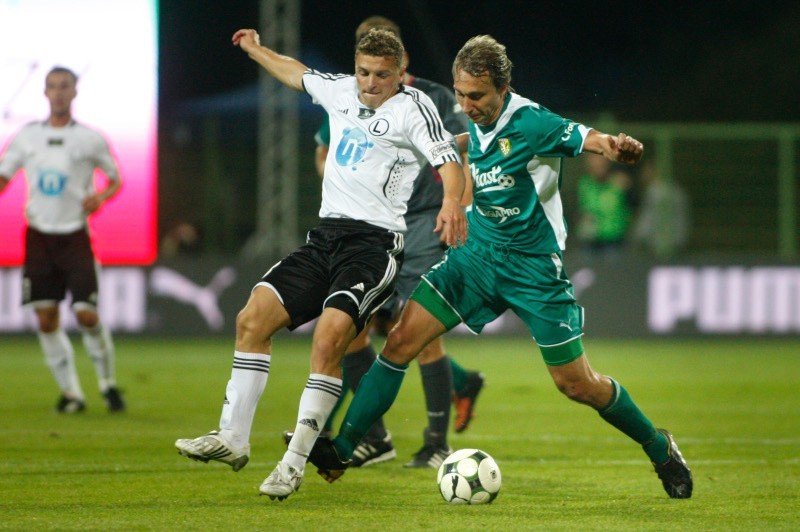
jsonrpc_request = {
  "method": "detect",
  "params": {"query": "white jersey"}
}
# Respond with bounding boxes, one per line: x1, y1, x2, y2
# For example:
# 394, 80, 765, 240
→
0, 120, 120, 234
303, 70, 460, 231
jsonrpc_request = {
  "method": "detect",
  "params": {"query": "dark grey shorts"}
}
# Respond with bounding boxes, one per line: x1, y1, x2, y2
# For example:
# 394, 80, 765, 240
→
379, 208, 446, 318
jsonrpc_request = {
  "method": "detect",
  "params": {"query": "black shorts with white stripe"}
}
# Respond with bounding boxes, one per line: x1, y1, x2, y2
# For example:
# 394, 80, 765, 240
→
260, 218, 404, 333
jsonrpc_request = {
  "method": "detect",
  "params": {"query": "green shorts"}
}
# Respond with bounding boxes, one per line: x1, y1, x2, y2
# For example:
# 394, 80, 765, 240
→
412, 238, 584, 365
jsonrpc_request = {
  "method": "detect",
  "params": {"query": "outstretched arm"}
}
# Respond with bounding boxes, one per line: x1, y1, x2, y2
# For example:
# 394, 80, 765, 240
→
583, 130, 644, 165
232, 29, 307, 91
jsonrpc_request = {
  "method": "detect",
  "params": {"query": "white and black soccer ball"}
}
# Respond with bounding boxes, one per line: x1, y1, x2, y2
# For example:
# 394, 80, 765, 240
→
437, 448, 502, 505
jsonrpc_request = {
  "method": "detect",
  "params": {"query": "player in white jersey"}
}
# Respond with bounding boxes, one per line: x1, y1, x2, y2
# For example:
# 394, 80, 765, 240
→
286, 16, 485, 472
175, 27, 467, 501
0, 66, 125, 414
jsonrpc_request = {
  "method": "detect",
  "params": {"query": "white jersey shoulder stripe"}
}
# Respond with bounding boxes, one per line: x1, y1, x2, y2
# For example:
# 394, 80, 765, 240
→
303, 68, 350, 82
400, 87, 447, 143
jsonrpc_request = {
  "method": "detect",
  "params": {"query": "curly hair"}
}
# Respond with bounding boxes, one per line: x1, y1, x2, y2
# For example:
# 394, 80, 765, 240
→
354, 27, 404, 70
452, 35, 513, 90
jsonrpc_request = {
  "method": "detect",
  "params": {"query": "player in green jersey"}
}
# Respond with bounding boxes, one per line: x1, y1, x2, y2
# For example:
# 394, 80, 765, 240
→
309, 35, 692, 500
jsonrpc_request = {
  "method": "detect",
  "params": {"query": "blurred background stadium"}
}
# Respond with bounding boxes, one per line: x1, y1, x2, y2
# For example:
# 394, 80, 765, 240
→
1, 0, 799, 338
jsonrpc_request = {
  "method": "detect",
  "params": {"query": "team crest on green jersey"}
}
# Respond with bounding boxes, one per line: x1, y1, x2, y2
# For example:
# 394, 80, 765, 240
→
498, 138, 512, 156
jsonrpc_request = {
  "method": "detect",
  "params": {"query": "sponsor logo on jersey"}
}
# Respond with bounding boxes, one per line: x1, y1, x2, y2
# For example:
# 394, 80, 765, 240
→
498, 138, 512, 156
37, 169, 67, 196
368, 118, 390, 136
358, 107, 376, 119
427, 140, 455, 159
47, 137, 64, 146
475, 204, 521, 224
560, 122, 576, 141
335, 127, 373, 168
338, 108, 349, 114
471, 164, 516, 192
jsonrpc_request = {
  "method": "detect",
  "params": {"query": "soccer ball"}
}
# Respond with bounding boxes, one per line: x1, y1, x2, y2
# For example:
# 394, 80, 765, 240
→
437, 448, 502, 504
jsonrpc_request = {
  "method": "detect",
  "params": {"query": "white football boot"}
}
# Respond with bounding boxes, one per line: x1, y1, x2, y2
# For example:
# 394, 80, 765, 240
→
175, 430, 250, 471
259, 461, 303, 501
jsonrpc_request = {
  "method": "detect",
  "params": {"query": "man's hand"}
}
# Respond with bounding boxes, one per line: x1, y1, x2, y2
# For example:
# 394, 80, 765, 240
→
232, 29, 261, 53
231, 28, 306, 91
434, 197, 468, 247
83, 180, 120, 214
82, 194, 104, 214
608, 133, 644, 165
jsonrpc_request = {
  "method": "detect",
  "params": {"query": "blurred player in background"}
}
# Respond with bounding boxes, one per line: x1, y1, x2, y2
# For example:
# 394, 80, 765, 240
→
310, 35, 693, 500
176, 26, 467, 501
0, 66, 125, 414
576, 153, 635, 262
298, 15, 485, 471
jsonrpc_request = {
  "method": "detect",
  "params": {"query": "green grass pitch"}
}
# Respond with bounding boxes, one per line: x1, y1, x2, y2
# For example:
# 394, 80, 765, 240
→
1, 335, 798, 530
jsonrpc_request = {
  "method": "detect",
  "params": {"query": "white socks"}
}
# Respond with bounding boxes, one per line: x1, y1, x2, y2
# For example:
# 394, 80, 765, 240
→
38, 324, 117, 399
37, 328, 84, 400
81, 324, 116, 392
283, 374, 342, 471
219, 351, 270, 450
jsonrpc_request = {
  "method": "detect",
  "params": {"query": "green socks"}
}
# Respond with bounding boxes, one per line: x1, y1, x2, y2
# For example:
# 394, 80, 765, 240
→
334, 355, 408, 459
598, 379, 669, 464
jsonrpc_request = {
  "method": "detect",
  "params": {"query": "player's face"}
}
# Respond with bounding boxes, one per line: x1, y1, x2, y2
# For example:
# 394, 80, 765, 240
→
453, 69, 508, 127
44, 72, 77, 118
355, 54, 403, 109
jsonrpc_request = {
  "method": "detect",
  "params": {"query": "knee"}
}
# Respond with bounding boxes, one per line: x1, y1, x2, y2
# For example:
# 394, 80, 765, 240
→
382, 326, 420, 365
553, 377, 589, 403
36, 307, 60, 333
312, 334, 344, 360
75, 309, 99, 329
235, 306, 271, 347
552, 373, 610, 408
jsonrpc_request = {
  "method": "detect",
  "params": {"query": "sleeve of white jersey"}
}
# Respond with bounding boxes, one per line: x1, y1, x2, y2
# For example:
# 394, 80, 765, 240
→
302, 69, 346, 113
0, 129, 26, 179
404, 90, 461, 168
91, 131, 121, 182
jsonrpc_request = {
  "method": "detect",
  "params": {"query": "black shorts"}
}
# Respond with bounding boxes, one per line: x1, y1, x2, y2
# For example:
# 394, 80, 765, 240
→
260, 218, 404, 333
22, 227, 100, 308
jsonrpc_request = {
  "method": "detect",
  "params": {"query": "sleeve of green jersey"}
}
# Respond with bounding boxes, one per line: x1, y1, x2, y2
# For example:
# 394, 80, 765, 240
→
515, 105, 587, 158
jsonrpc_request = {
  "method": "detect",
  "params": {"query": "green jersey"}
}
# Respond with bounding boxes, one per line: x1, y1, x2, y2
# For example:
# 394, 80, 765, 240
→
466, 92, 590, 254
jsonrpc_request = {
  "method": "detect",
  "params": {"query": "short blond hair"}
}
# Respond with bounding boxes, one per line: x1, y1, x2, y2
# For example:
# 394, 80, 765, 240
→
355, 28, 404, 70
